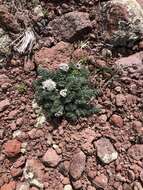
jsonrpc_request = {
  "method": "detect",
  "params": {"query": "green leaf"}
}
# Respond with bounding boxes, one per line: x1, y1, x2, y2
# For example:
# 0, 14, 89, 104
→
33, 64, 100, 122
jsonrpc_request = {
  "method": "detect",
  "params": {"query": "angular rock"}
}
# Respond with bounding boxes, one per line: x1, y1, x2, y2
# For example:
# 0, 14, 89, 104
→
94, 174, 108, 189
95, 138, 118, 164
24, 59, 35, 72
102, 0, 143, 47
132, 120, 143, 134
8, 110, 18, 119
48, 11, 92, 42
0, 99, 10, 112
80, 128, 96, 155
4, 139, 21, 157
110, 114, 123, 127
1, 181, 16, 190
112, 0, 143, 31
80, 128, 96, 144
116, 94, 126, 107
69, 150, 86, 180
128, 145, 143, 160
81, 142, 94, 155
98, 114, 108, 124
115, 52, 143, 74
59, 161, 70, 177
0, 5, 20, 32
42, 148, 61, 167
10, 167, 23, 177
34, 41, 73, 70
24, 159, 45, 181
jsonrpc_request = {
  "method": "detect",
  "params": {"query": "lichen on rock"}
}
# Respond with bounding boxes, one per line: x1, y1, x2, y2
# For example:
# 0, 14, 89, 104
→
0, 28, 11, 55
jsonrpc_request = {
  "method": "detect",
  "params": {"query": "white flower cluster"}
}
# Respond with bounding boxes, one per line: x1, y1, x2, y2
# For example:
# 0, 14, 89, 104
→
59, 63, 69, 72
42, 79, 56, 91
60, 89, 67, 97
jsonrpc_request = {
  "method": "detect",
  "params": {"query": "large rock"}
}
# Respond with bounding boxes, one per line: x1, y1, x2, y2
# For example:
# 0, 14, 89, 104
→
115, 52, 143, 74
48, 11, 92, 42
102, 0, 143, 48
69, 150, 86, 180
95, 138, 118, 164
103, 0, 143, 32
128, 145, 143, 160
4, 139, 21, 157
42, 148, 61, 167
0, 5, 20, 32
34, 41, 73, 70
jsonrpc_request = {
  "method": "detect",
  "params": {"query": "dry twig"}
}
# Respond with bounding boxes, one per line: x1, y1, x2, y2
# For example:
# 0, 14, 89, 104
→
12, 27, 36, 54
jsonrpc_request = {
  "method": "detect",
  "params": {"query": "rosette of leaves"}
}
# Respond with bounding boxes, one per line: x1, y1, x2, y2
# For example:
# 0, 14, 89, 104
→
33, 64, 99, 121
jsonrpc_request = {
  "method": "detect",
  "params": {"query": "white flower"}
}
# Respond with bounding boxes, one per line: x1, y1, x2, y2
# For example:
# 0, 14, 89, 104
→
60, 89, 67, 97
35, 114, 46, 128
59, 63, 69, 72
32, 99, 39, 110
42, 79, 56, 91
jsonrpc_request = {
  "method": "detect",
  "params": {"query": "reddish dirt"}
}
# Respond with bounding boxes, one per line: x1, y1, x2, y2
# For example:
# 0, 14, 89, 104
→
0, 0, 143, 190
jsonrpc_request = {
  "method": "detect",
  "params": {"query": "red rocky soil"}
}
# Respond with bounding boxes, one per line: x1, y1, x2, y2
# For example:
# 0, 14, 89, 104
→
0, 0, 143, 190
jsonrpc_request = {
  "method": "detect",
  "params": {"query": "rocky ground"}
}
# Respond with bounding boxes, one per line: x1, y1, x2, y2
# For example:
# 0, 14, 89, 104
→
0, 0, 143, 190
